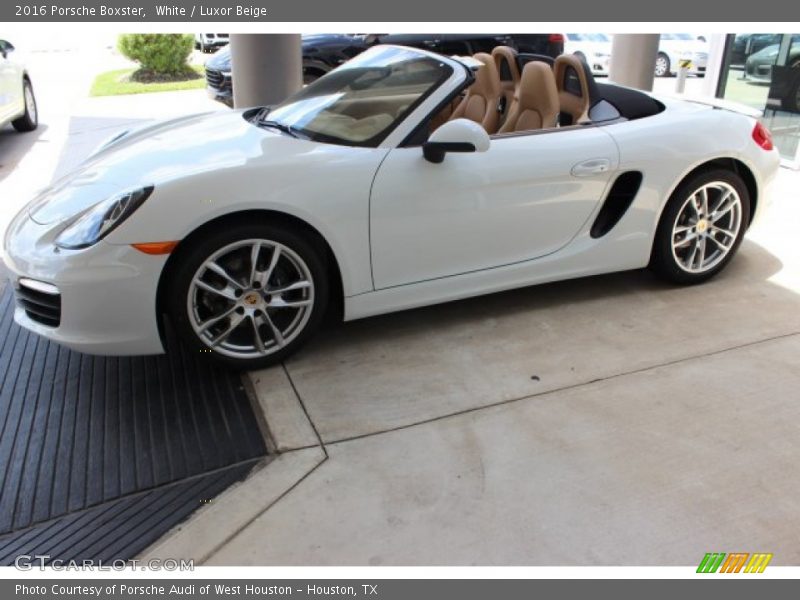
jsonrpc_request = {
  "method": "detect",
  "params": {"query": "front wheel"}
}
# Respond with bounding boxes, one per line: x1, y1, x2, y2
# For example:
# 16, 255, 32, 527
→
650, 169, 750, 285
166, 222, 330, 370
654, 53, 671, 77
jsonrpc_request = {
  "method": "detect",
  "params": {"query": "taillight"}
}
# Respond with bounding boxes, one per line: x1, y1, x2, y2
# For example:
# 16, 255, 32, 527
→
752, 121, 774, 151
548, 34, 565, 43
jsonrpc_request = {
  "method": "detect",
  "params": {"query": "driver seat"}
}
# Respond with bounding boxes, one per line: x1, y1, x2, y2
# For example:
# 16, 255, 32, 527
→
498, 61, 559, 133
449, 53, 502, 134
554, 54, 592, 125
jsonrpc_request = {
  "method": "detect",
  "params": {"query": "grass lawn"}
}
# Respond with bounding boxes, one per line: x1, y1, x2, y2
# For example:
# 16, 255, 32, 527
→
90, 65, 206, 97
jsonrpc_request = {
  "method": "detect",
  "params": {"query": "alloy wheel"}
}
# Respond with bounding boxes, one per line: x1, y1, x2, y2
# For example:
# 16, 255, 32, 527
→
655, 55, 669, 77
670, 181, 743, 274
187, 239, 315, 359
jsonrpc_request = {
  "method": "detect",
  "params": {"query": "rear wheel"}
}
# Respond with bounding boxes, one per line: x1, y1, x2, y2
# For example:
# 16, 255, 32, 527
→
11, 78, 38, 132
166, 222, 329, 370
650, 169, 750, 284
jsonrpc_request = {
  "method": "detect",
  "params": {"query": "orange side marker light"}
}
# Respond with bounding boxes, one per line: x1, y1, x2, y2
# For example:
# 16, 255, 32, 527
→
131, 241, 179, 255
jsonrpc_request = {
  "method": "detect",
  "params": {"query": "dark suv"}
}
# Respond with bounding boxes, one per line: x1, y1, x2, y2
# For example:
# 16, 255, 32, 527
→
205, 33, 565, 107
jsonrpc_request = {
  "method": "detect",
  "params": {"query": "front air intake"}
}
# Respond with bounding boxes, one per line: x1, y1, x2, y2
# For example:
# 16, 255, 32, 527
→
590, 171, 643, 238
15, 280, 61, 327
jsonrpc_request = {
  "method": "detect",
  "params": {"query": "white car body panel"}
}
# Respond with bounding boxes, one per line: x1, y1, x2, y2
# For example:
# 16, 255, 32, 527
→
0, 40, 27, 126
348, 97, 779, 321
564, 37, 611, 75
370, 126, 619, 288
658, 38, 709, 75
2, 48, 781, 357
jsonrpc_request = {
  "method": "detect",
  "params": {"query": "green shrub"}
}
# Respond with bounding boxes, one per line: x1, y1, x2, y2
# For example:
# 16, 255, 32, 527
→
117, 34, 194, 80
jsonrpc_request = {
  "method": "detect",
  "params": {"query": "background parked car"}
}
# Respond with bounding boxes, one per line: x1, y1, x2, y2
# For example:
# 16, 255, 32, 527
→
730, 34, 781, 68
655, 33, 708, 77
0, 39, 37, 132
744, 35, 800, 81
745, 36, 800, 112
195, 33, 229, 53
205, 33, 565, 107
564, 33, 611, 76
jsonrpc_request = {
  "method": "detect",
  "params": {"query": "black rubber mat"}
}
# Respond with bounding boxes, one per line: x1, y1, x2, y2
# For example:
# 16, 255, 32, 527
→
0, 463, 255, 564
0, 285, 268, 562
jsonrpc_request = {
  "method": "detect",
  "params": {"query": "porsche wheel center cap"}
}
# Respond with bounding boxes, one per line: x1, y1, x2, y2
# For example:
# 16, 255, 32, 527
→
244, 292, 260, 305
696, 219, 709, 233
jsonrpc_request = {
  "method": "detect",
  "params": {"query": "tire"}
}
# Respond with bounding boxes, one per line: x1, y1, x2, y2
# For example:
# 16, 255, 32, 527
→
11, 78, 38, 132
303, 70, 323, 85
166, 221, 330, 370
654, 53, 671, 77
650, 169, 751, 285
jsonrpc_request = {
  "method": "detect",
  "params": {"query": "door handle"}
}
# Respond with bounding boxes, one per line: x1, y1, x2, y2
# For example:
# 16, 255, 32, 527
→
571, 158, 611, 177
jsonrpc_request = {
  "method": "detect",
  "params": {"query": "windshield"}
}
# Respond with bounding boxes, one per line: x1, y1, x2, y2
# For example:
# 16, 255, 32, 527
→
660, 33, 696, 41
263, 46, 453, 147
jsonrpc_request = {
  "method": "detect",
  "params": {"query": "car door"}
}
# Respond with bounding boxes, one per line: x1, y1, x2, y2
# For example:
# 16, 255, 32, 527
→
369, 126, 619, 289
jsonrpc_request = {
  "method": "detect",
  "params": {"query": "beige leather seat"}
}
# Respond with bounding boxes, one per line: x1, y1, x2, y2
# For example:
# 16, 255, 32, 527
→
448, 53, 502, 134
491, 46, 521, 119
498, 61, 559, 133
554, 54, 592, 125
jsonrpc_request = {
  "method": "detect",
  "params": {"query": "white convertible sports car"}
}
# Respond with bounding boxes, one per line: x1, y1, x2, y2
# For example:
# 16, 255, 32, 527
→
3, 45, 780, 369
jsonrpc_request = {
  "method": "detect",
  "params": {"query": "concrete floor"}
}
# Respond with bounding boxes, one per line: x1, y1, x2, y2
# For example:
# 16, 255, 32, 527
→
2, 38, 799, 566
145, 168, 800, 566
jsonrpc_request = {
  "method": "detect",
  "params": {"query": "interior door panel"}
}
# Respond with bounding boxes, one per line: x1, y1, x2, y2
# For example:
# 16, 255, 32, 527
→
369, 126, 619, 289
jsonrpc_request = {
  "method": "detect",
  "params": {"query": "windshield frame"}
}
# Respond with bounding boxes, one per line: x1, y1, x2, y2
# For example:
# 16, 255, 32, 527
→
260, 46, 457, 149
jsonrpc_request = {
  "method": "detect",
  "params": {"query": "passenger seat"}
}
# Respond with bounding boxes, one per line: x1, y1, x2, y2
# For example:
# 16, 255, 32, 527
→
554, 54, 592, 125
497, 61, 559, 133
448, 53, 503, 134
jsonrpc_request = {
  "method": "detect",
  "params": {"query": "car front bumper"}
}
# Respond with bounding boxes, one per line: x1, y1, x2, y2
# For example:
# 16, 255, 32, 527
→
3, 214, 167, 356
205, 68, 233, 107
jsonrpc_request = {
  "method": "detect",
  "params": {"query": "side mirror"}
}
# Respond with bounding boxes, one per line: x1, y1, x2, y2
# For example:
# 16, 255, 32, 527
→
423, 118, 491, 164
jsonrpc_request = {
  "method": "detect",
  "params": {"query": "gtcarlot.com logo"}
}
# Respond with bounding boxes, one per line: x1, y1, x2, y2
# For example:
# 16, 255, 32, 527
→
697, 552, 773, 573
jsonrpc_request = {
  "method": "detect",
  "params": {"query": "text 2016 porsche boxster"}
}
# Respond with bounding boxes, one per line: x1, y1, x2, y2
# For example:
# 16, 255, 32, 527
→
4, 45, 780, 369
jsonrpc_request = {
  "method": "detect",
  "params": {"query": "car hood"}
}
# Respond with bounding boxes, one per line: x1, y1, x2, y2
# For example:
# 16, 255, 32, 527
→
29, 109, 284, 225
205, 46, 231, 71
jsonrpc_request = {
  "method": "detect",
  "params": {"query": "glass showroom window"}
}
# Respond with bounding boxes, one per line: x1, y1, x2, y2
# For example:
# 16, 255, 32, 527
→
718, 33, 800, 166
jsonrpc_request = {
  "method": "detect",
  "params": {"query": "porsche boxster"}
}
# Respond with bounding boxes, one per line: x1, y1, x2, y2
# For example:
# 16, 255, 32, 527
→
3, 44, 781, 369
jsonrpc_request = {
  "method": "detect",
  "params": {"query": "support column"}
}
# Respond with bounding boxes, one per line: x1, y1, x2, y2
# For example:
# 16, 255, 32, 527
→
609, 34, 660, 91
230, 34, 302, 108
702, 34, 728, 98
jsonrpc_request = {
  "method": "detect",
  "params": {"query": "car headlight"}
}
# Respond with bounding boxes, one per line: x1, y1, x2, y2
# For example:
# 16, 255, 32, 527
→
55, 186, 154, 250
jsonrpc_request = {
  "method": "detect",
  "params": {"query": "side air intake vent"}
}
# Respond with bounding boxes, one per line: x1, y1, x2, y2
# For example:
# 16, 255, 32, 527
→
590, 171, 643, 238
